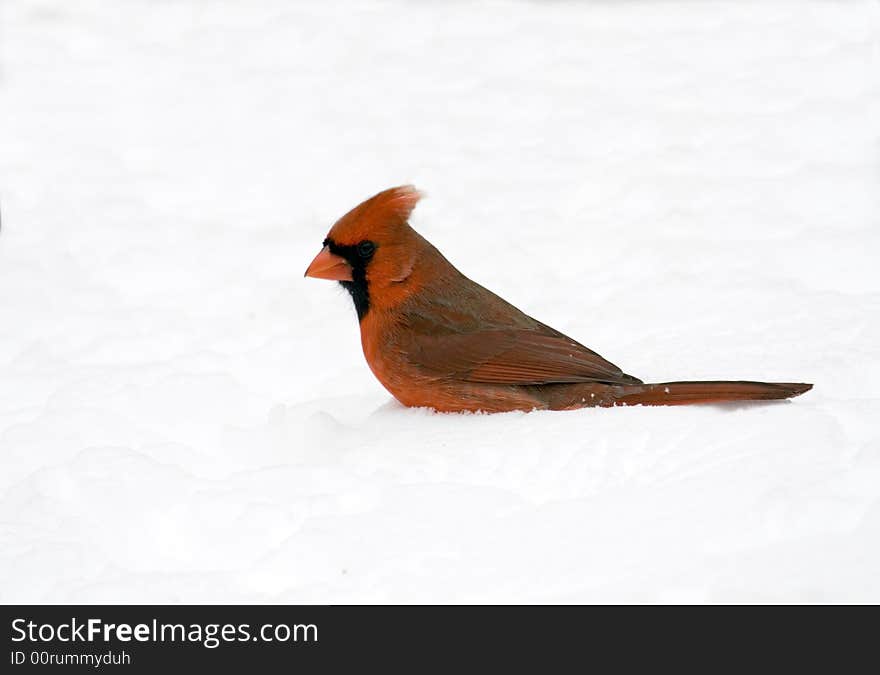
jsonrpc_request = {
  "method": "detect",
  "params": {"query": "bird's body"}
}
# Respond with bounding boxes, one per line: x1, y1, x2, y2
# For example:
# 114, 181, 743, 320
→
305, 186, 811, 413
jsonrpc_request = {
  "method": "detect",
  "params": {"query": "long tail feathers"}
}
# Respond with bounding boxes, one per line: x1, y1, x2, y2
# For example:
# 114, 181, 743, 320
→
609, 381, 813, 407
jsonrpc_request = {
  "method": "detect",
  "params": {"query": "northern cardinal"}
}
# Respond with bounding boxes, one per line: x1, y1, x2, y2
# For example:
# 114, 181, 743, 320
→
305, 186, 812, 413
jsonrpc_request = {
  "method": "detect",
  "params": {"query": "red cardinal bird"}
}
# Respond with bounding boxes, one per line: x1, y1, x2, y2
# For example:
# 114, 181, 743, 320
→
305, 186, 812, 413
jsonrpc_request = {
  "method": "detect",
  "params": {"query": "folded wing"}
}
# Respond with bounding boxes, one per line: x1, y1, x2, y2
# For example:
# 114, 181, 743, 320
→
403, 323, 642, 386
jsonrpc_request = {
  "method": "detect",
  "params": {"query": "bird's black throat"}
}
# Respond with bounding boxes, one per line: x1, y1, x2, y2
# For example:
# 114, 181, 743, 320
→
325, 237, 375, 321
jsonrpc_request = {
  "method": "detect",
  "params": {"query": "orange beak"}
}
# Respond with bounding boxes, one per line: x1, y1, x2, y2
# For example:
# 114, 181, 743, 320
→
304, 245, 353, 281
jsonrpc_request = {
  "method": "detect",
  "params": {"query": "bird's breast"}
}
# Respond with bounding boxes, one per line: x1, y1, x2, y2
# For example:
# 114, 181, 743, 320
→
359, 311, 417, 402
357, 310, 546, 413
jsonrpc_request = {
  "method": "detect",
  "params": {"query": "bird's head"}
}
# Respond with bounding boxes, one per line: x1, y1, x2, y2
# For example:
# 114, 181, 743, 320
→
304, 185, 425, 320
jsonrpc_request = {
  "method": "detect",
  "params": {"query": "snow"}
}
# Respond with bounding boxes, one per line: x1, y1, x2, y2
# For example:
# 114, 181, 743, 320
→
1, 0, 879, 603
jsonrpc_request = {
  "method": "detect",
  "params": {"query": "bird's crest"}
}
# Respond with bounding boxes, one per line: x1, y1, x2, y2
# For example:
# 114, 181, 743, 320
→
327, 185, 422, 245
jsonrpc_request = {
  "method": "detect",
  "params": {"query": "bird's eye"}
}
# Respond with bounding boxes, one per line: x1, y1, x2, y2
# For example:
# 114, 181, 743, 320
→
357, 240, 375, 258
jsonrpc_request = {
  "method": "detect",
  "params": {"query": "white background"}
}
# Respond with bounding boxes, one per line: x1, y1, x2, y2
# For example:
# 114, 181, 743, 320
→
1, 0, 878, 602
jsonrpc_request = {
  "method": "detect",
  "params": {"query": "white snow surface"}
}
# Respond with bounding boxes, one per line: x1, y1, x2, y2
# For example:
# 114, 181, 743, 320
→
1, 0, 879, 603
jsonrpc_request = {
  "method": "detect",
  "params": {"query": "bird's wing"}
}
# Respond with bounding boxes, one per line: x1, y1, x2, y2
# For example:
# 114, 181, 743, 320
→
400, 320, 641, 386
